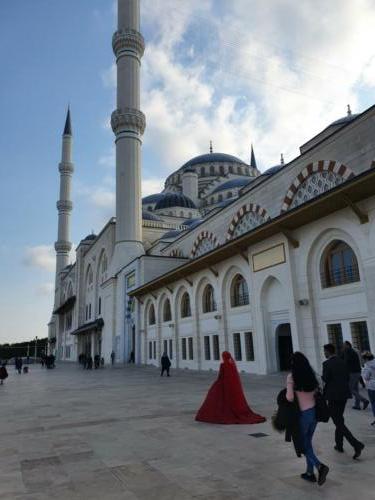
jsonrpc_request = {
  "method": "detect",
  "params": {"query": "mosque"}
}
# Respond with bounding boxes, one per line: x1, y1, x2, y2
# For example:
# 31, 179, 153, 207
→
49, 0, 375, 374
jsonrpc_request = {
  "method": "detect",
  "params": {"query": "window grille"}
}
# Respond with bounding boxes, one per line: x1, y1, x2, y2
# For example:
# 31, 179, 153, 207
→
182, 338, 187, 360
204, 336, 211, 360
213, 335, 220, 360
244, 332, 254, 361
188, 338, 194, 360
327, 324, 343, 354
233, 333, 242, 361
350, 322, 370, 352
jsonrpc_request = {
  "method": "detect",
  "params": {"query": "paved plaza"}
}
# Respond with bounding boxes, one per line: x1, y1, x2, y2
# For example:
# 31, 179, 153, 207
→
0, 364, 374, 500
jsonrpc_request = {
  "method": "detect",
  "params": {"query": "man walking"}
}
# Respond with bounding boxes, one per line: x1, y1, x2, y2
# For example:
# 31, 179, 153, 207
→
160, 352, 171, 377
342, 341, 369, 410
322, 344, 364, 459
110, 351, 115, 366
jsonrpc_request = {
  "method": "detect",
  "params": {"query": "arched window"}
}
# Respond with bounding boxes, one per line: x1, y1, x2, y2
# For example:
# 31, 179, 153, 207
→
237, 166, 242, 174
202, 284, 216, 313
218, 194, 223, 202
219, 165, 224, 175
148, 304, 156, 325
230, 274, 249, 307
201, 167, 206, 177
321, 240, 360, 288
163, 299, 172, 322
181, 292, 191, 318
228, 166, 233, 174
180, 211, 184, 217
148, 206, 152, 211
227, 191, 232, 199
210, 197, 215, 204
210, 165, 215, 176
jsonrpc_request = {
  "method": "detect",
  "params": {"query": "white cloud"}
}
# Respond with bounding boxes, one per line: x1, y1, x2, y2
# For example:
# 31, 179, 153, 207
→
361, 56, 375, 87
36, 283, 54, 296
23, 245, 55, 272
23, 245, 76, 272
142, 178, 164, 197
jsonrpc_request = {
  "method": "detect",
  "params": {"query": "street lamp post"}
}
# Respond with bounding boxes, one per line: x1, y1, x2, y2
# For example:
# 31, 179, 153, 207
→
34, 336, 38, 362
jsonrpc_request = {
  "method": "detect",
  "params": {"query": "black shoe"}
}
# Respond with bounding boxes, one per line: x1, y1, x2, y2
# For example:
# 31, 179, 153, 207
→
353, 442, 364, 459
301, 473, 316, 483
352, 406, 361, 410
317, 464, 329, 486
363, 400, 369, 410
334, 445, 344, 453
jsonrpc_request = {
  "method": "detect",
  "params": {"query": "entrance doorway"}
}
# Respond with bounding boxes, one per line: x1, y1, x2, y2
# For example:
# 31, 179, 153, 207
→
276, 323, 293, 371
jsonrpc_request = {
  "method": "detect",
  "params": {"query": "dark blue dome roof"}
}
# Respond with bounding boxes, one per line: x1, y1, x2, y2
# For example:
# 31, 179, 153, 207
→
83, 234, 96, 241
263, 164, 283, 176
182, 152, 246, 169
329, 114, 359, 127
211, 177, 252, 194
142, 193, 166, 204
183, 218, 204, 228
155, 193, 196, 210
162, 229, 183, 239
142, 211, 162, 221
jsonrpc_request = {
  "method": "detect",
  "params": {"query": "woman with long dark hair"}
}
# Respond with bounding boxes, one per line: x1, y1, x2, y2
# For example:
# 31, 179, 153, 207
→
286, 352, 329, 486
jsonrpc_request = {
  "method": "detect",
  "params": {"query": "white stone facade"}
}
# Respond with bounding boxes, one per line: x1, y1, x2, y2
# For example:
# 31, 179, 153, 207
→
49, 0, 375, 375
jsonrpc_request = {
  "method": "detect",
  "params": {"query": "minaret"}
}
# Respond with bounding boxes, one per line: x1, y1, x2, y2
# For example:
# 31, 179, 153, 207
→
111, 0, 145, 271
250, 144, 257, 169
54, 108, 73, 289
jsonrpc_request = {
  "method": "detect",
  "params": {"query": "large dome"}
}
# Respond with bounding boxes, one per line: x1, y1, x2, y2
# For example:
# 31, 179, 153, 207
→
155, 193, 196, 210
181, 152, 246, 170
328, 114, 359, 127
142, 193, 166, 204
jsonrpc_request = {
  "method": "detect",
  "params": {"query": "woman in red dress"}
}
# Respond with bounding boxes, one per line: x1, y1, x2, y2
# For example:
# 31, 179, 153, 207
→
195, 351, 266, 424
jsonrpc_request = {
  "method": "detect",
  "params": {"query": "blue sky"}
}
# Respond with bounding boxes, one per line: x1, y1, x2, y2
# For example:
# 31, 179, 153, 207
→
1, 0, 375, 343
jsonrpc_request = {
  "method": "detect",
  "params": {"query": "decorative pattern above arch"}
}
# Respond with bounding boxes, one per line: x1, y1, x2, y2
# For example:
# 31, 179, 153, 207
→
227, 203, 270, 240
191, 231, 219, 258
281, 160, 354, 212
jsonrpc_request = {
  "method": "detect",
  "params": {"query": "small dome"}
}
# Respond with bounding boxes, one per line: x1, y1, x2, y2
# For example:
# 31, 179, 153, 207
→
83, 234, 96, 241
142, 193, 166, 204
263, 164, 284, 176
211, 177, 253, 194
181, 152, 246, 170
155, 193, 196, 210
142, 211, 163, 221
328, 113, 359, 127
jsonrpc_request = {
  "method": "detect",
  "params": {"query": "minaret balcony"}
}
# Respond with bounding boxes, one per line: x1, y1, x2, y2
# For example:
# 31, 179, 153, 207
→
112, 29, 145, 59
111, 107, 146, 135
56, 200, 73, 212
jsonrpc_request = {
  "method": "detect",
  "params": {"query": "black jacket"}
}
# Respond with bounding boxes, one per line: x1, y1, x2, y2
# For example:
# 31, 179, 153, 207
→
322, 356, 351, 401
343, 347, 361, 374
274, 389, 304, 457
161, 355, 171, 368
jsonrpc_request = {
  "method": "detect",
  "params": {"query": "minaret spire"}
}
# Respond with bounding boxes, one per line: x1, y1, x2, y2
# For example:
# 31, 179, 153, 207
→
111, 0, 145, 270
54, 108, 74, 290
250, 144, 257, 169
209, 140, 213, 154
63, 106, 72, 136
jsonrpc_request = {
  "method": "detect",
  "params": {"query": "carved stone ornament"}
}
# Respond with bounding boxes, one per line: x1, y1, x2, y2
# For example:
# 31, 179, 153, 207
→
111, 108, 146, 135
56, 200, 73, 211
112, 29, 145, 58
54, 241, 72, 253
59, 162, 74, 174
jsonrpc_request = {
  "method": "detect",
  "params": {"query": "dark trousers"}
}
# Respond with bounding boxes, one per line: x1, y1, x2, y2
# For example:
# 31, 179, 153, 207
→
368, 389, 375, 417
328, 400, 361, 449
161, 367, 170, 376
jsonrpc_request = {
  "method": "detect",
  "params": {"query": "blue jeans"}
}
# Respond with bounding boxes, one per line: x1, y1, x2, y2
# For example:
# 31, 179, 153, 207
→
300, 408, 320, 474
368, 389, 375, 417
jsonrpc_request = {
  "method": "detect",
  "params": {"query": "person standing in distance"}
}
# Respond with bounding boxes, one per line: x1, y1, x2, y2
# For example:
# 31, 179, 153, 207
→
342, 341, 369, 410
322, 343, 364, 459
160, 352, 171, 377
361, 351, 375, 426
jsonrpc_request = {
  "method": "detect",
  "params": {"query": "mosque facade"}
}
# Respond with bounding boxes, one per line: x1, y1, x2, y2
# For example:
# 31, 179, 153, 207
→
48, 0, 375, 374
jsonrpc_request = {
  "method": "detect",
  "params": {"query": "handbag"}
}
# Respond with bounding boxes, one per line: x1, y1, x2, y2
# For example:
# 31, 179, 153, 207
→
315, 388, 330, 422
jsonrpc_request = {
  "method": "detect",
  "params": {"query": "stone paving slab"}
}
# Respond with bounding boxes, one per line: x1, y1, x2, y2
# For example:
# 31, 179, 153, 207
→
0, 364, 374, 499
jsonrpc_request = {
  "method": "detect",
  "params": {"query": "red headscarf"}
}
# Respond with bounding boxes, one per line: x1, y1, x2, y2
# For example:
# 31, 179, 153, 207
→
195, 351, 266, 424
